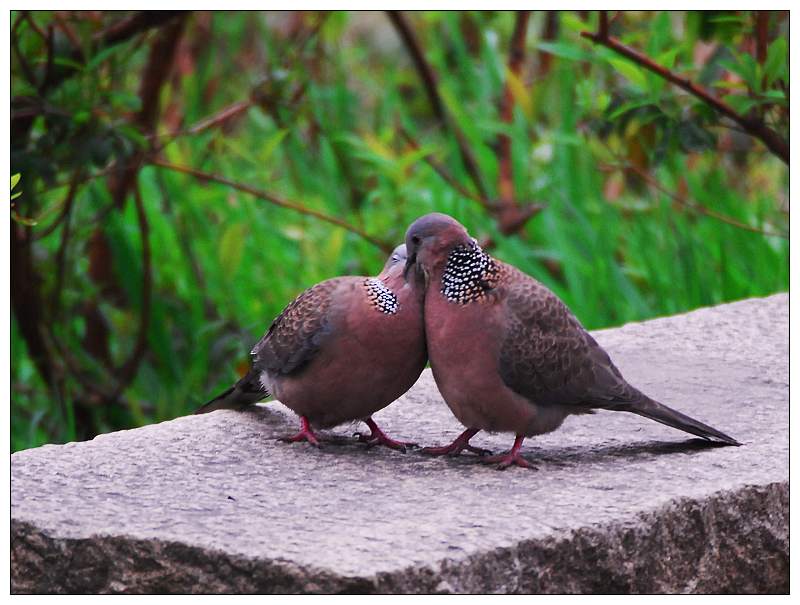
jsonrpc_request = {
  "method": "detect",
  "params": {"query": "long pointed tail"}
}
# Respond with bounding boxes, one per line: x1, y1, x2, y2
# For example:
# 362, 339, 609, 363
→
625, 396, 741, 446
195, 371, 268, 414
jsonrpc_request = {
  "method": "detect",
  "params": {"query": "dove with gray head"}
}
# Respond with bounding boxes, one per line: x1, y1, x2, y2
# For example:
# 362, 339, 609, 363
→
404, 213, 740, 469
196, 244, 426, 451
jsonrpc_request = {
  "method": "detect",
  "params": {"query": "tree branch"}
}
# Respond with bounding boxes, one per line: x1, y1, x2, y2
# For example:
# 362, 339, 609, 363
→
387, 10, 489, 199
581, 14, 788, 163
151, 159, 393, 253
109, 182, 153, 401
398, 125, 487, 206
493, 11, 541, 236
49, 169, 83, 319
608, 159, 787, 239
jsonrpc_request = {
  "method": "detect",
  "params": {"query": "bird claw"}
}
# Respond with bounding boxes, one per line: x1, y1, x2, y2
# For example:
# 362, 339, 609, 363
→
421, 443, 491, 457
481, 451, 535, 470
353, 430, 416, 452
279, 417, 321, 448
278, 432, 321, 448
464, 444, 493, 457
421, 428, 491, 457
354, 418, 415, 452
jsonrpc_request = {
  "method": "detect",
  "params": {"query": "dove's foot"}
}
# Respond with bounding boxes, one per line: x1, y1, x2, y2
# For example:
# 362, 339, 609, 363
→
421, 427, 491, 457
355, 417, 416, 452
280, 416, 321, 448
481, 436, 534, 470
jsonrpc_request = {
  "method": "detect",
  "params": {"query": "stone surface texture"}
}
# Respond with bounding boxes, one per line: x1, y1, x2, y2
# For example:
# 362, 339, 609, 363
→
11, 294, 789, 594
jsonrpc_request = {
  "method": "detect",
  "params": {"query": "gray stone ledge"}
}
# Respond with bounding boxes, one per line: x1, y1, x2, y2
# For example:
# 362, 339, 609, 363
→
11, 294, 789, 594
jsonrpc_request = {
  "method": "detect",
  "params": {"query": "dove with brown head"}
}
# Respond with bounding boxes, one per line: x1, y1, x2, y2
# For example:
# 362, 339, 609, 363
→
404, 213, 740, 469
196, 244, 426, 451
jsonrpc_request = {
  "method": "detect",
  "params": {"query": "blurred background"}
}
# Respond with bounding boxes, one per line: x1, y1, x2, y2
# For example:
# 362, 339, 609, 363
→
10, 11, 788, 451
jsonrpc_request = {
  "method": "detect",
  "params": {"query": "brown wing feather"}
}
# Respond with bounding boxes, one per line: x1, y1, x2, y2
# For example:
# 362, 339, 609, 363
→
497, 263, 640, 408
251, 277, 351, 375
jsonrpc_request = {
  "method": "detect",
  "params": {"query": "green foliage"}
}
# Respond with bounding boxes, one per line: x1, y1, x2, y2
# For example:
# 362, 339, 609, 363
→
10, 11, 789, 451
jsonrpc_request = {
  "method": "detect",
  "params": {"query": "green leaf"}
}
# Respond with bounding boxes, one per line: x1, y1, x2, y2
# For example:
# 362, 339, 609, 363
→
50, 56, 84, 71
721, 53, 759, 91
11, 211, 36, 226
763, 37, 788, 87
219, 222, 249, 276
536, 42, 591, 62
606, 98, 655, 121
722, 93, 759, 115
656, 47, 681, 71
109, 91, 143, 112
85, 45, 120, 72
259, 128, 289, 165
11, 173, 21, 190
759, 89, 788, 104
607, 57, 649, 91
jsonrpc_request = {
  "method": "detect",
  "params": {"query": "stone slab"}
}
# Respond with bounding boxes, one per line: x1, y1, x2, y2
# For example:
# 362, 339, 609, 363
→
11, 294, 789, 593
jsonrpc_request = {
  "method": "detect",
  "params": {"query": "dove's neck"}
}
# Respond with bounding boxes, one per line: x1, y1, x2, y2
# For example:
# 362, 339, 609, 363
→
438, 242, 499, 304
364, 278, 399, 314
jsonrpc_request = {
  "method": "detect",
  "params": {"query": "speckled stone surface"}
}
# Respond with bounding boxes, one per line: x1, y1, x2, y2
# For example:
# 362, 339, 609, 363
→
11, 294, 788, 594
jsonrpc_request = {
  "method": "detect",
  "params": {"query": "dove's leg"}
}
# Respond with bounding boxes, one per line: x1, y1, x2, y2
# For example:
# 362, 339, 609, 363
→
422, 427, 492, 457
481, 435, 534, 470
280, 416, 321, 447
355, 417, 416, 452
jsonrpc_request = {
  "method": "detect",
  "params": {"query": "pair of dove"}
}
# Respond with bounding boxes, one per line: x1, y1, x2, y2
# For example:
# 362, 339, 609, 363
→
196, 212, 739, 469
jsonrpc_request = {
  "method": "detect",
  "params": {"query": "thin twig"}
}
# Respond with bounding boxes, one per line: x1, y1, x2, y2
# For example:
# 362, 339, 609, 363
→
148, 99, 252, 144
49, 169, 83, 321
581, 13, 788, 163
11, 14, 38, 87
37, 97, 254, 198
398, 125, 486, 206
22, 11, 48, 41
152, 159, 393, 253
497, 10, 530, 203
400, 124, 544, 237
53, 12, 84, 60
40, 24, 55, 94
609, 159, 787, 239
535, 11, 559, 78
598, 11, 609, 39
109, 182, 152, 401
387, 10, 489, 199
33, 169, 84, 240
96, 10, 188, 49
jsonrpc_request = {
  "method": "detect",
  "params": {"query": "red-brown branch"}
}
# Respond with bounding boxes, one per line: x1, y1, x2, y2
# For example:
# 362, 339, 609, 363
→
387, 10, 489, 199
581, 16, 788, 163
152, 159, 393, 253
613, 159, 787, 239
498, 11, 530, 202
109, 183, 153, 401
398, 125, 487, 207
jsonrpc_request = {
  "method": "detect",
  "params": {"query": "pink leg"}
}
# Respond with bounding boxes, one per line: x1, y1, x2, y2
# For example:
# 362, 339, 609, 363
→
279, 416, 321, 447
481, 435, 534, 470
421, 427, 492, 457
355, 417, 416, 452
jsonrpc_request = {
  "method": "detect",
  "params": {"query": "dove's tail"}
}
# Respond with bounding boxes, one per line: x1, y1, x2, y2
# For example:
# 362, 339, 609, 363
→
623, 396, 741, 446
194, 371, 268, 414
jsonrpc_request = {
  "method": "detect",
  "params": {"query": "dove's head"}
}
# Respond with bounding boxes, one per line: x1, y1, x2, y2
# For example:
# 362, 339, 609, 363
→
404, 213, 473, 284
378, 244, 408, 280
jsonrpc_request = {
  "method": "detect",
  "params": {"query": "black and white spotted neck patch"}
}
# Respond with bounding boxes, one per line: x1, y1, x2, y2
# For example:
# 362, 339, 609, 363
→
364, 278, 399, 314
441, 242, 498, 304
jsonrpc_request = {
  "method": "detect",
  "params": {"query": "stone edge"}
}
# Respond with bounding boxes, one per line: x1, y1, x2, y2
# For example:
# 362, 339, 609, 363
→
11, 482, 788, 594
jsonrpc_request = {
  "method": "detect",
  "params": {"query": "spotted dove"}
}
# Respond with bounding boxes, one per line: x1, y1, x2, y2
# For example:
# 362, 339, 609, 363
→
196, 244, 426, 451
404, 213, 740, 469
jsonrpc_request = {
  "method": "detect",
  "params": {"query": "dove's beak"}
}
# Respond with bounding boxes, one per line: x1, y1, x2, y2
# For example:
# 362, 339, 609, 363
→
403, 253, 416, 281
